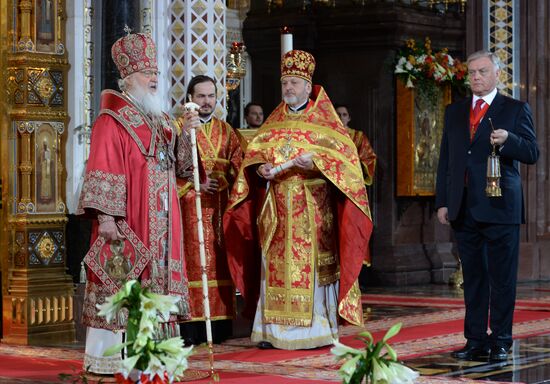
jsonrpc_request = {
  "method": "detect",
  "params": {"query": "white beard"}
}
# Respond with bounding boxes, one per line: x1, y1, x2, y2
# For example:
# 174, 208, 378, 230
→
129, 85, 164, 118
283, 95, 298, 105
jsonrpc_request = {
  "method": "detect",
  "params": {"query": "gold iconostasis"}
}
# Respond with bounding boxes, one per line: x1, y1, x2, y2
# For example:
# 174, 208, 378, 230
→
0, 0, 75, 345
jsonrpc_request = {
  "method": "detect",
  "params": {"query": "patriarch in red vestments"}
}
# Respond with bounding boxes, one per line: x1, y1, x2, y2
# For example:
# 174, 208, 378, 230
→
224, 50, 373, 350
77, 31, 191, 374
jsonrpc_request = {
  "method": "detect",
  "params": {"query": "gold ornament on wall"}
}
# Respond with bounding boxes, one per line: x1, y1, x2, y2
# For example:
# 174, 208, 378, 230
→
36, 232, 56, 263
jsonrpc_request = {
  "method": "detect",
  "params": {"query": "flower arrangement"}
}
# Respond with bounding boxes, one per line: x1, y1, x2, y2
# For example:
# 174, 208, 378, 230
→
97, 280, 193, 384
331, 323, 418, 384
394, 37, 468, 91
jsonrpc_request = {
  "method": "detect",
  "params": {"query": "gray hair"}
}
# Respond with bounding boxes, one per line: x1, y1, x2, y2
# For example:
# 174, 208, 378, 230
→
117, 78, 128, 92
467, 50, 502, 70
118, 77, 131, 92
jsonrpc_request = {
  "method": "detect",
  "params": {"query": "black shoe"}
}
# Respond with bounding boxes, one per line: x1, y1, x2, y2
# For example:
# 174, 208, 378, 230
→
257, 341, 274, 349
489, 346, 509, 362
451, 344, 490, 360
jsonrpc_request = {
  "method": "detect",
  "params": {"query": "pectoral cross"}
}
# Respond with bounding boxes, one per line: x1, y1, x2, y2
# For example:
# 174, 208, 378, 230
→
278, 133, 295, 160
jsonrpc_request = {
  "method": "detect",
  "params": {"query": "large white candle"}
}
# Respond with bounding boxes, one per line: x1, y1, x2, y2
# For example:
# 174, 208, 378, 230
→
281, 27, 293, 56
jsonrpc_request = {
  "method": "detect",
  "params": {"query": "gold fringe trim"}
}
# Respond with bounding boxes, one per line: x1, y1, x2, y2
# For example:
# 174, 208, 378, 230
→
263, 315, 312, 327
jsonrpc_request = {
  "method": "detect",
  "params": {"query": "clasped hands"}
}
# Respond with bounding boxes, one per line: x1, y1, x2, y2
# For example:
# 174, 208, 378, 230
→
257, 153, 314, 180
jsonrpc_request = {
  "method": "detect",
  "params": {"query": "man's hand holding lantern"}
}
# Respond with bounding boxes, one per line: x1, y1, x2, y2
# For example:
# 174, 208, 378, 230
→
490, 129, 508, 146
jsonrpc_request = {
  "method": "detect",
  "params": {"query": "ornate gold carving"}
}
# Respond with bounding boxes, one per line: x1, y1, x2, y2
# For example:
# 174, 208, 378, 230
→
36, 233, 55, 263
2, 0, 75, 346
17, 121, 34, 133
104, 240, 131, 281
18, 163, 33, 173
8, 216, 68, 225
83, 0, 94, 157
30, 294, 73, 325
14, 232, 27, 267
9, 54, 69, 65
10, 110, 68, 119
27, 69, 63, 106
18, 0, 34, 52
35, 74, 55, 100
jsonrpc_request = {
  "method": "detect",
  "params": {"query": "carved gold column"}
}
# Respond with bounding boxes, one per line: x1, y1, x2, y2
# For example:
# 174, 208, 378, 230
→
1, 0, 75, 345
17, 0, 34, 51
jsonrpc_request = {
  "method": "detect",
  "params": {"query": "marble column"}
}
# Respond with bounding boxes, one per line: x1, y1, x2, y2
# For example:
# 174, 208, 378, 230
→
168, 0, 227, 118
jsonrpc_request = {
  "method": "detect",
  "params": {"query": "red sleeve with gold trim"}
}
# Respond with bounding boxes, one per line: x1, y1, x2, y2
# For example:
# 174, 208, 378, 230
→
77, 114, 127, 218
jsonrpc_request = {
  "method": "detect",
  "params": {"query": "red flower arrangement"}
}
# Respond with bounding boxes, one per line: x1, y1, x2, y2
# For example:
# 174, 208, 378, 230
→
394, 37, 468, 90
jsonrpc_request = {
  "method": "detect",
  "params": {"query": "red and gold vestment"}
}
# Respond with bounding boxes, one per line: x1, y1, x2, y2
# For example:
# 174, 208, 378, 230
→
177, 117, 242, 320
78, 90, 191, 330
225, 86, 373, 327
348, 128, 377, 186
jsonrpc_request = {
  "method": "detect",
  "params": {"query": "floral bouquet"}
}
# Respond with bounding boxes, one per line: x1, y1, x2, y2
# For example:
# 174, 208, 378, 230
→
394, 37, 468, 91
331, 323, 418, 384
97, 280, 193, 384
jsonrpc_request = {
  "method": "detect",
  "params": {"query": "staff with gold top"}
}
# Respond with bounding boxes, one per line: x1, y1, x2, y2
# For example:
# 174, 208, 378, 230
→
180, 99, 216, 376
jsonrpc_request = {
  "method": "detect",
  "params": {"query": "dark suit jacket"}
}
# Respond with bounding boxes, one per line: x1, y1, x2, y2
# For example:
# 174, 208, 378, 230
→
435, 92, 539, 224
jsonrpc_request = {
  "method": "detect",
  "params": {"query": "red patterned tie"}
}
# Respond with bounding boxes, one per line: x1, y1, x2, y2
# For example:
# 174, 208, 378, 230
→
470, 99, 485, 140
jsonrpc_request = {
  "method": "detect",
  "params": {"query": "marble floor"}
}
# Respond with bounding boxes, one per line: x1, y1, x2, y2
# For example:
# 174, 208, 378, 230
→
365, 282, 550, 384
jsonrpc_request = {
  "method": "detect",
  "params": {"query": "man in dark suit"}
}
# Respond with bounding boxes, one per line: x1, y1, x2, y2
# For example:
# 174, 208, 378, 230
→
435, 50, 539, 362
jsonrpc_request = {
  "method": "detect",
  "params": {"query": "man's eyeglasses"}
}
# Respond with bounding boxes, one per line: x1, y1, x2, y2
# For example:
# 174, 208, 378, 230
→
140, 70, 160, 78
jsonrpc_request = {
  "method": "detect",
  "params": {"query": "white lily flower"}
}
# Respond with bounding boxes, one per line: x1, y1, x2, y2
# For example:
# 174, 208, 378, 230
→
338, 354, 362, 383
96, 280, 137, 322
143, 353, 165, 378
139, 293, 158, 318
406, 76, 414, 88
331, 339, 364, 358
387, 361, 419, 384
405, 61, 413, 71
446, 54, 454, 66
372, 358, 392, 383
133, 331, 149, 352
120, 354, 141, 377
395, 65, 406, 74
157, 337, 185, 355
138, 311, 156, 339
159, 353, 189, 380
144, 292, 179, 320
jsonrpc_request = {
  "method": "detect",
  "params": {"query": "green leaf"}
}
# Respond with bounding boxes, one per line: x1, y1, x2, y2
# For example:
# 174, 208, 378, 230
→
358, 331, 374, 345
103, 340, 130, 356
382, 322, 402, 342
385, 344, 398, 361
